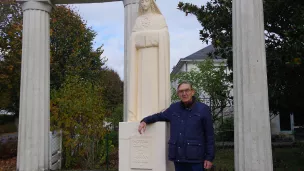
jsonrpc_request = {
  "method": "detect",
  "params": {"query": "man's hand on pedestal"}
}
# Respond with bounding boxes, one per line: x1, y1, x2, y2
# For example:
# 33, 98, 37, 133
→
138, 121, 147, 134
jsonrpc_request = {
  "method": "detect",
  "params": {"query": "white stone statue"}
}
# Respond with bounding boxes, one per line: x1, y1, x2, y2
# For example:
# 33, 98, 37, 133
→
127, 0, 171, 122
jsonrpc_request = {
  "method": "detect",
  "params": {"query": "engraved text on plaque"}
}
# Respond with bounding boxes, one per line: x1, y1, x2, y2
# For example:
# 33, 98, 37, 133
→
130, 136, 153, 169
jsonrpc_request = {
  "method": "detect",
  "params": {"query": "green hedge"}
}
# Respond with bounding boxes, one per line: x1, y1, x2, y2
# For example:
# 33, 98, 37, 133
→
0, 123, 17, 134
215, 117, 234, 142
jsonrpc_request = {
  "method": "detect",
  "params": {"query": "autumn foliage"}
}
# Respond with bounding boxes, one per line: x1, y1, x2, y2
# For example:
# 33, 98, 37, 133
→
51, 75, 114, 169
0, 0, 23, 115
0, 157, 16, 171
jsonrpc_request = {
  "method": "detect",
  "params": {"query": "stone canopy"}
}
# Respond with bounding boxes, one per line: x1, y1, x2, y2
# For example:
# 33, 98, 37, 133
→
52, 0, 120, 4
17, 0, 120, 4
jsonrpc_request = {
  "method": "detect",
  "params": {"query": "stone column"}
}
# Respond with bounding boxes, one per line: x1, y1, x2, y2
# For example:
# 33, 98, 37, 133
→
16, 1, 52, 171
232, 0, 273, 170
123, 0, 139, 121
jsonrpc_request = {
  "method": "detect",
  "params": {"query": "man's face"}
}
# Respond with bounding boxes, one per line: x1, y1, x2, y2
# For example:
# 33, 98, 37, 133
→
177, 83, 195, 103
140, 0, 151, 11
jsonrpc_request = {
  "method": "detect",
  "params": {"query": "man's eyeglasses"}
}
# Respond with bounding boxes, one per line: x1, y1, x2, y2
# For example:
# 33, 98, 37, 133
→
178, 89, 192, 94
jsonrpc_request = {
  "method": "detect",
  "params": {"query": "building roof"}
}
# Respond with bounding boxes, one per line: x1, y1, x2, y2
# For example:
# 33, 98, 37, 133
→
171, 45, 221, 75
183, 45, 217, 60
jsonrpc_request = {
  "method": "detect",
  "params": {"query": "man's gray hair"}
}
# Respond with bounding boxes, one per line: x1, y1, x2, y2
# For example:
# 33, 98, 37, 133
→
177, 81, 193, 90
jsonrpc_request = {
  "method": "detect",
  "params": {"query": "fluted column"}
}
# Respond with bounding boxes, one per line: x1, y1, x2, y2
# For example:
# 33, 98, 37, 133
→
232, 0, 273, 170
123, 0, 139, 121
16, 1, 52, 171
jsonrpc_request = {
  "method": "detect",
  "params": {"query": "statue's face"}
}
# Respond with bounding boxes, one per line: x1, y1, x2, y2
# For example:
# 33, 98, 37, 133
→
140, 0, 151, 11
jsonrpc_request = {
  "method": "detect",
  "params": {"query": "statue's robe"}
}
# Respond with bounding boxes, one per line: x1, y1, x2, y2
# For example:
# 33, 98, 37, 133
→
127, 13, 171, 121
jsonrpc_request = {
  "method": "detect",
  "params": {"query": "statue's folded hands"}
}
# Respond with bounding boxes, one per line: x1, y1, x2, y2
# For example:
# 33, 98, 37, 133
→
135, 32, 159, 48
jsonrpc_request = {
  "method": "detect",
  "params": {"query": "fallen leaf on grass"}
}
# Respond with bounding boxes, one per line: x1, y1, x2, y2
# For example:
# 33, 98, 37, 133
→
0, 157, 16, 171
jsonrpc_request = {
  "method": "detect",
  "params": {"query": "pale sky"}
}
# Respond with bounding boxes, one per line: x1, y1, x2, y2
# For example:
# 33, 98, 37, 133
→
73, 0, 208, 80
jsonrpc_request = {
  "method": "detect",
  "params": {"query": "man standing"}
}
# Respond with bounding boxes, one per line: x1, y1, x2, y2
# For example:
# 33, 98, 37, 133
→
138, 81, 215, 171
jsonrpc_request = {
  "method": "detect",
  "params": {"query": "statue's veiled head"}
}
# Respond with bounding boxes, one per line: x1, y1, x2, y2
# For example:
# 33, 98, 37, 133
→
138, 0, 162, 16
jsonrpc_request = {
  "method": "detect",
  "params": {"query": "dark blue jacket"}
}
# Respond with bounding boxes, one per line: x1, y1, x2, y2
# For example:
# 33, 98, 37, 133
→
142, 99, 215, 163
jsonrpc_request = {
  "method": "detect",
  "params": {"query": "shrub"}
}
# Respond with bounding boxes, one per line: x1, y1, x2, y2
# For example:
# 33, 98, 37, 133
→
0, 123, 17, 134
0, 115, 15, 125
215, 117, 234, 142
51, 75, 108, 169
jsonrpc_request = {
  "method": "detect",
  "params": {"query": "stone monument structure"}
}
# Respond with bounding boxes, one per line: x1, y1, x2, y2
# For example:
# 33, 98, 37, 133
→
15, 0, 273, 170
119, 0, 173, 171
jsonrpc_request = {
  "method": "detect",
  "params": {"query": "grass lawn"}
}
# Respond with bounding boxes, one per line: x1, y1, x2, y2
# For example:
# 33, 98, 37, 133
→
213, 148, 234, 170
272, 147, 304, 170
213, 147, 304, 170
1, 145, 303, 171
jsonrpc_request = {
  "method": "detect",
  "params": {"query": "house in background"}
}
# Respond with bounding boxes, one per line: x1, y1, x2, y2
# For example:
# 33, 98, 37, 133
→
171, 45, 228, 76
170, 44, 295, 137
171, 45, 232, 112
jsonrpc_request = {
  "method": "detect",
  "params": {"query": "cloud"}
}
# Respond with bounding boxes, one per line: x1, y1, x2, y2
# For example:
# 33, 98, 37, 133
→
72, 0, 208, 80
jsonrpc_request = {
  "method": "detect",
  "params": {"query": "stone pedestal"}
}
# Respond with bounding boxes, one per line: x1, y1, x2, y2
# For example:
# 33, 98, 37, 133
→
16, 1, 52, 171
232, 0, 273, 170
122, 0, 139, 121
119, 122, 174, 171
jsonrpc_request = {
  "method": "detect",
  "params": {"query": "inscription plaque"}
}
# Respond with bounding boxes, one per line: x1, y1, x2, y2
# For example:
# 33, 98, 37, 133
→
130, 136, 153, 169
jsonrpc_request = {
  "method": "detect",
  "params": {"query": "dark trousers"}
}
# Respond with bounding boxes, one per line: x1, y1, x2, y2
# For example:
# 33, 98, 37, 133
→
174, 162, 204, 171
